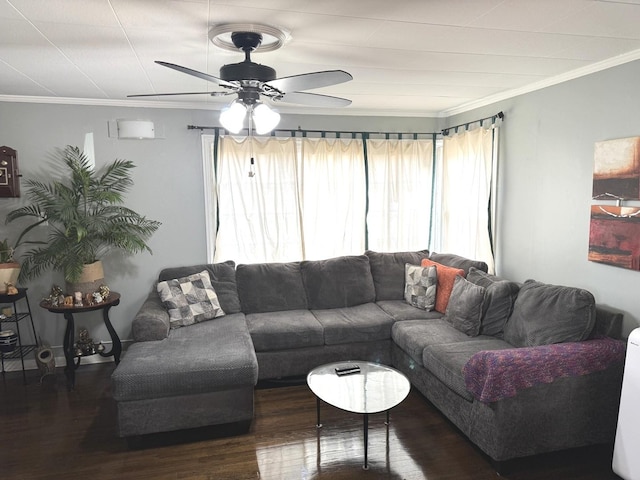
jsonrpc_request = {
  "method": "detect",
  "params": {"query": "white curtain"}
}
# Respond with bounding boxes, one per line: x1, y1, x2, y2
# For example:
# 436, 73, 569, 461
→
214, 135, 302, 264
299, 138, 366, 259
436, 126, 496, 273
212, 136, 366, 263
205, 128, 498, 267
366, 138, 434, 252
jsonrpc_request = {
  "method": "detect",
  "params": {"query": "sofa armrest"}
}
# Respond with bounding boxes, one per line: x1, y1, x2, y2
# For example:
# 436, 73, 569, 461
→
463, 337, 625, 403
131, 287, 170, 342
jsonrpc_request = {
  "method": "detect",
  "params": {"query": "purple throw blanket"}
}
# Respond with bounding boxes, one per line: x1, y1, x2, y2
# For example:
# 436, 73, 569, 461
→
463, 336, 626, 403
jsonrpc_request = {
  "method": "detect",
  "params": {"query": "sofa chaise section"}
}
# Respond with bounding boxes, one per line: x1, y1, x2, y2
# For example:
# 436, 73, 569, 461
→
112, 261, 258, 437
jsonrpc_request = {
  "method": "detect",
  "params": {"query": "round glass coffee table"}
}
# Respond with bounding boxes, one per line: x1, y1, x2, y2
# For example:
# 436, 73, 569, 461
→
307, 361, 411, 469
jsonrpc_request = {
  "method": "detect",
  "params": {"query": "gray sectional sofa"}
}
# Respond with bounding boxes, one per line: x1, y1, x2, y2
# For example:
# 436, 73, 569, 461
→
111, 250, 626, 466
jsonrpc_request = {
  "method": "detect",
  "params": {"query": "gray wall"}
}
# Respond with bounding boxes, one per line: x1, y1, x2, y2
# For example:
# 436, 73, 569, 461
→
445, 59, 640, 337
0, 103, 436, 349
5, 55, 640, 351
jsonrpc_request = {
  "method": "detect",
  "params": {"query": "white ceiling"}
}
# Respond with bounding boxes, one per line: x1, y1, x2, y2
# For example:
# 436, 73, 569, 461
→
2, 0, 640, 117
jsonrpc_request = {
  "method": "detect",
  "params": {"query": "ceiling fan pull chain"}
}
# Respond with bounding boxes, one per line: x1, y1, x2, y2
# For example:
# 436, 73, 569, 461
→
248, 113, 256, 178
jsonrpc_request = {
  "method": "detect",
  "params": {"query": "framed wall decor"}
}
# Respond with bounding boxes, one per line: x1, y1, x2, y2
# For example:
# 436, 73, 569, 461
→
0, 146, 20, 197
590, 137, 640, 271
592, 136, 640, 200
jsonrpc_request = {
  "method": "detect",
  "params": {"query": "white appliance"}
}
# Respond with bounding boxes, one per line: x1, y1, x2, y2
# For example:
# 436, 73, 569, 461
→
613, 327, 640, 480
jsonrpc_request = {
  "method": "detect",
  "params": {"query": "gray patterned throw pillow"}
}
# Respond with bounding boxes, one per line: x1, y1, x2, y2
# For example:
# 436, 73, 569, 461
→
157, 270, 225, 329
404, 264, 437, 310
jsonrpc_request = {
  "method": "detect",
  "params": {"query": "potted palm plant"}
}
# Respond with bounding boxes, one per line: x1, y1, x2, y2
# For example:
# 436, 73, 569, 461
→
5, 145, 161, 294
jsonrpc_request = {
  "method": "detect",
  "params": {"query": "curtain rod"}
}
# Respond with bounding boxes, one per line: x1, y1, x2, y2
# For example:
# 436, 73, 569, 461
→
441, 111, 504, 136
187, 125, 441, 138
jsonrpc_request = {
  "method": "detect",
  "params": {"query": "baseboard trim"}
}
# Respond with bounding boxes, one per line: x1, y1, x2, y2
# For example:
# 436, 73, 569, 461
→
1, 339, 133, 372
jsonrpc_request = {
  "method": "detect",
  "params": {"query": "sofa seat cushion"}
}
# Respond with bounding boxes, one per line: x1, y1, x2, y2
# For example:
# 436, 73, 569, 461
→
246, 310, 324, 352
422, 338, 512, 401
112, 314, 257, 402
312, 303, 394, 345
504, 280, 596, 347
377, 300, 443, 321
391, 318, 477, 366
301, 255, 376, 309
236, 261, 307, 313
365, 249, 430, 300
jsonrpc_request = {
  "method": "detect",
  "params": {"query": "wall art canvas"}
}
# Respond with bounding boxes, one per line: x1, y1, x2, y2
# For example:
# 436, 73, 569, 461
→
593, 136, 640, 200
589, 205, 640, 270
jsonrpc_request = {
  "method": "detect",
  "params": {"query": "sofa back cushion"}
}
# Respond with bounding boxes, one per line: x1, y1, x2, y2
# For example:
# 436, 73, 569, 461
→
503, 280, 596, 347
236, 262, 308, 314
158, 261, 241, 314
301, 255, 376, 309
466, 267, 521, 337
429, 252, 488, 275
365, 249, 430, 300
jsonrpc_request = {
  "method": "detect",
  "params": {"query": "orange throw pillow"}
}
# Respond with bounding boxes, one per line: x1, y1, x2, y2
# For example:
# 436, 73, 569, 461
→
420, 259, 465, 313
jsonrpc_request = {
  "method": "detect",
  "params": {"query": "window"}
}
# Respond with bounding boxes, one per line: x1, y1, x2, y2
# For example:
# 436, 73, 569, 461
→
203, 124, 497, 271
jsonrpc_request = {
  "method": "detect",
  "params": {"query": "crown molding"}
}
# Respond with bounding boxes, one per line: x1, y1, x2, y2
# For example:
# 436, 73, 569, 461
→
3, 47, 640, 120
439, 48, 640, 118
0, 94, 439, 117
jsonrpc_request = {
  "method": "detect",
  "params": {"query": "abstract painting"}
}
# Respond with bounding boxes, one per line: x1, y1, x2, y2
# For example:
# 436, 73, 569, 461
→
589, 205, 640, 270
593, 136, 640, 200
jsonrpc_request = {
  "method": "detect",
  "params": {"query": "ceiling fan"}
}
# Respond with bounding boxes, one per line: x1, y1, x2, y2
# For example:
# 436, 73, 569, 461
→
128, 30, 353, 133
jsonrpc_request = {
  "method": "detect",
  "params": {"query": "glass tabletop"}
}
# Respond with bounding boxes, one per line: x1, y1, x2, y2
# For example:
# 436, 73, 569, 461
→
307, 361, 410, 414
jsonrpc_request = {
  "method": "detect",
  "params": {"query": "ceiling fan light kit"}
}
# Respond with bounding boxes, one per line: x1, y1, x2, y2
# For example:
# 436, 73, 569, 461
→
128, 23, 352, 135
219, 101, 247, 134
252, 103, 281, 135
219, 101, 280, 135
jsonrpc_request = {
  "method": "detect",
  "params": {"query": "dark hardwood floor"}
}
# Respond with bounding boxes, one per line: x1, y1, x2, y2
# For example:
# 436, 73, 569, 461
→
0, 364, 622, 480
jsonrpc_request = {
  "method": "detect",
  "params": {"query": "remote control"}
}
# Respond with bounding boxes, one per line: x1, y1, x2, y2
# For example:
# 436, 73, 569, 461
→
335, 365, 361, 376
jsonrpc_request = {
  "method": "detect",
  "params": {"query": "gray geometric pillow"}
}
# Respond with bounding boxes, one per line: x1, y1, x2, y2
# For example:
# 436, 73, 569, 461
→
404, 264, 437, 310
157, 270, 225, 329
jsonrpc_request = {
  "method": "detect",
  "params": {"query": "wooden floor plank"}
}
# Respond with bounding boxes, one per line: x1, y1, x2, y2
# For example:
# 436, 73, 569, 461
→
0, 364, 621, 479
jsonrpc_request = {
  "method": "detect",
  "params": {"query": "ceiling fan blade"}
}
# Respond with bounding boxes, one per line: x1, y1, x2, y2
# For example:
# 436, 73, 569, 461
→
276, 91, 352, 107
128, 91, 233, 98
267, 70, 352, 93
155, 61, 238, 89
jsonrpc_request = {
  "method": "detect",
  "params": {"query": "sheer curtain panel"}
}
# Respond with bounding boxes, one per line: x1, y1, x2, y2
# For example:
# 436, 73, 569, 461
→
213, 135, 302, 264
299, 138, 366, 259
366, 138, 434, 252
438, 126, 495, 273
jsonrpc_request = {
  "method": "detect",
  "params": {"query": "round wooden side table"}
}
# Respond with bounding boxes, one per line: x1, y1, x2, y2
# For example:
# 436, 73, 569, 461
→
40, 292, 121, 390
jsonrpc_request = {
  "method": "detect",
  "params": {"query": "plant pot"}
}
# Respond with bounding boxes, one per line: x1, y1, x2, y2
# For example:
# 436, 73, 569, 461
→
66, 260, 104, 296
0, 262, 20, 294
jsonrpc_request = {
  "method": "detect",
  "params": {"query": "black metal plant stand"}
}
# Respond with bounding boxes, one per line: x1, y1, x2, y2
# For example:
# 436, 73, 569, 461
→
0, 288, 38, 384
